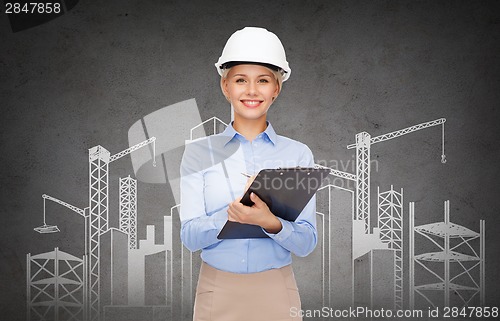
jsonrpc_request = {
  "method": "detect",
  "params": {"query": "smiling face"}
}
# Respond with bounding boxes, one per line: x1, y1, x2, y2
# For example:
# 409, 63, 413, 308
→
221, 64, 280, 125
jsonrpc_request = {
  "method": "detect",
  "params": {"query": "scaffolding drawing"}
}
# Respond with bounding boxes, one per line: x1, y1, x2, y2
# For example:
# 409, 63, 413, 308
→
27, 248, 87, 321
409, 200, 485, 309
119, 176, 138, 250
377, 186, 404, 310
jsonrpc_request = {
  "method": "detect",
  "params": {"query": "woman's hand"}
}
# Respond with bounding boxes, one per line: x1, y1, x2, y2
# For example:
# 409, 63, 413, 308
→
227, 192, 282, 234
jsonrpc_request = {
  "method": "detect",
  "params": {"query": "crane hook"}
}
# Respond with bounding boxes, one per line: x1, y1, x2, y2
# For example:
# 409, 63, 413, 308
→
441, 154, 447, 164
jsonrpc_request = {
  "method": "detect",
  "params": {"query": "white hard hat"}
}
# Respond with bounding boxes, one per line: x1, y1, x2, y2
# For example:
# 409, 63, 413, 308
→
215, 27, 291, 81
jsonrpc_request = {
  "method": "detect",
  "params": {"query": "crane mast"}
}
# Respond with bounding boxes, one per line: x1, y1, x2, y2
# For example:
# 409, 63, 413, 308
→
86, 137, 156, 321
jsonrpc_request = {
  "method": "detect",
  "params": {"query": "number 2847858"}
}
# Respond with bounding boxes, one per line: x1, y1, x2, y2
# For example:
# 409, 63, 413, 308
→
5, 2, 62, 14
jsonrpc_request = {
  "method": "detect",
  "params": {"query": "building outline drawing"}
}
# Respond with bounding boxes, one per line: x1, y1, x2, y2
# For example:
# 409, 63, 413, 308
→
314, 183, 355, 308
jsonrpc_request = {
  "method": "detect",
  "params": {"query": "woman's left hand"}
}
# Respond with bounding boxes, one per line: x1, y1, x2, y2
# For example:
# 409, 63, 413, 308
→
227, 192, 282, 234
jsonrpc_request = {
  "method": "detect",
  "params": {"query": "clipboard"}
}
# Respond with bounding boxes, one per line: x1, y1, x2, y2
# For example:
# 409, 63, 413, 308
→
217, 167, 330, 239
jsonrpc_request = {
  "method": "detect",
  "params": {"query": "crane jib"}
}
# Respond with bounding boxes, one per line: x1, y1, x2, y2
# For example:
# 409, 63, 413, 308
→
346, 118, 446, 150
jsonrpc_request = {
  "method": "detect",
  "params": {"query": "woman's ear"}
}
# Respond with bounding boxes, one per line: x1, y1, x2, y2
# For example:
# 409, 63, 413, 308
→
220, 77, 230, 100
274, 81, 281, 100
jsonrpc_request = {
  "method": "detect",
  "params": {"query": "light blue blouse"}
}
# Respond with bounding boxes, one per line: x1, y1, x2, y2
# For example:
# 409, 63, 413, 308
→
179, 122, 317, 273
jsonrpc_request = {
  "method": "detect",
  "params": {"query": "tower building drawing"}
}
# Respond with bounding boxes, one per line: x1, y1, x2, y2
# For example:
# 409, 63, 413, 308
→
172, 203, 199, 321
377, 186, 404, 310
119, 176, 138, 250
354, 249, 395, 309
127, 225, 167, 306
100, 228, 128, 307
352, 186, 404, 310
311, 184, 354, 309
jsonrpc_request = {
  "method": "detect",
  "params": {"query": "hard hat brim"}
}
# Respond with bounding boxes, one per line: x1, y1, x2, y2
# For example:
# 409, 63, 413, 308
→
215, 60, 290, 81
221, 61, 281, 72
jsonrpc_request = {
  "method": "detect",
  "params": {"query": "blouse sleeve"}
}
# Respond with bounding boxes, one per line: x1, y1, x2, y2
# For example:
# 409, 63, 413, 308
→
179, 141, 226, 252
263, 144, 318, 257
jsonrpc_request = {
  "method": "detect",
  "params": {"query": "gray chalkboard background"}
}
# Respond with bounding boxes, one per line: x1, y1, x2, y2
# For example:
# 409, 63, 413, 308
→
1, 1, 499, 320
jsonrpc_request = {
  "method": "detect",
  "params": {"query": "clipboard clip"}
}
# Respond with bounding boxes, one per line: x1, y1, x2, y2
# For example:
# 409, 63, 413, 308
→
276, 166, 313, 175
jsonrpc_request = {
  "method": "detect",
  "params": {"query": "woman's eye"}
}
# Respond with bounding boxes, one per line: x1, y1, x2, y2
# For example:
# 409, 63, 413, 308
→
258, 78, 269, 83
235, 78, 246, 83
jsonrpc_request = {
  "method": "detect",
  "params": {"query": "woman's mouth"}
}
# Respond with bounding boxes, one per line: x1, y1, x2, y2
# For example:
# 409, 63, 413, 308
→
241, 100, 263, 108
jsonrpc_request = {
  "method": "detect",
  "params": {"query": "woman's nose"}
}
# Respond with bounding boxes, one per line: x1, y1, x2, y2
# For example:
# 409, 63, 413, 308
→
246, 82, 257, 95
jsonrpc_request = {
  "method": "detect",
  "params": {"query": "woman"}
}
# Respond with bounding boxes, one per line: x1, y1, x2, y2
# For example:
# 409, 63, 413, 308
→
180, 27, 317, 321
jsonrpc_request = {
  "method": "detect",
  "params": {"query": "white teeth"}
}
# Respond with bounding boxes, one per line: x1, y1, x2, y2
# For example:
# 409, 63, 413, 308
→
243, 100, 260, 106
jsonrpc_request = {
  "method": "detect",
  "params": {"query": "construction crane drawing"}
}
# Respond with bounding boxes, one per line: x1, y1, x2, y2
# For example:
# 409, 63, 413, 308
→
347, 118, 446, 234
34, 194, 88, 234
34, 137, 156, 321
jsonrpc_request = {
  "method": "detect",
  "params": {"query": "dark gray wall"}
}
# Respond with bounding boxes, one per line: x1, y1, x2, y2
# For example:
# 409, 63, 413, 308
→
2, 1, 500, 320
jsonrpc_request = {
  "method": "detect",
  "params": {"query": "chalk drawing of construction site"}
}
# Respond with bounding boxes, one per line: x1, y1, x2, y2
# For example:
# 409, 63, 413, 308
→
26, 99, 485, 321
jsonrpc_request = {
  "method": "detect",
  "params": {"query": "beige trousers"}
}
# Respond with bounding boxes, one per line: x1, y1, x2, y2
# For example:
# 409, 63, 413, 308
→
193, 262, 302, 321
